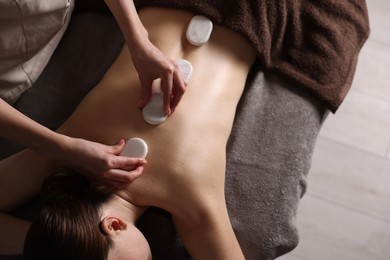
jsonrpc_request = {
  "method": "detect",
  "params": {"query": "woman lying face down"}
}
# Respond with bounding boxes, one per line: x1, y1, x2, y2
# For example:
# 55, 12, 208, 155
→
0, 7, 256, 259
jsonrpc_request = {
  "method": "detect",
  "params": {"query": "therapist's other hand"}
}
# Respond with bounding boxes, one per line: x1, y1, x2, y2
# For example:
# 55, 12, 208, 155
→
131, 39, 187, 116
55, 137, 146, 189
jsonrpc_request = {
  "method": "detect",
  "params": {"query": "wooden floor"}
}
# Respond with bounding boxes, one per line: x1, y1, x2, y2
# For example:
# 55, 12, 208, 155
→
278, 0, 390, 259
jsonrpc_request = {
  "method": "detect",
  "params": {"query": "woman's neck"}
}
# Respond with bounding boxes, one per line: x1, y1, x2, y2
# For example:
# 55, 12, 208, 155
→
103, 194, 146, 224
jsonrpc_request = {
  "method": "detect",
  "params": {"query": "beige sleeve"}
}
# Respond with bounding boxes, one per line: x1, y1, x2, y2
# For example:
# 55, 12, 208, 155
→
0, 0, 75, 104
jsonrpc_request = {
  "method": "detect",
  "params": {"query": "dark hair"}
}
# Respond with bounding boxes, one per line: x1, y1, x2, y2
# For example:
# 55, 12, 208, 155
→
24, 172, 112, 260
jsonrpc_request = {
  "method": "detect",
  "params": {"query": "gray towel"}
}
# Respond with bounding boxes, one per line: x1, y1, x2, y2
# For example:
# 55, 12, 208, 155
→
225, 68, 328, 259
0, 12, 328, 260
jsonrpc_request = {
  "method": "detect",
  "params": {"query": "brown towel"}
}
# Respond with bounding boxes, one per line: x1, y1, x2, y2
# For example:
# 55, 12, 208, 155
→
135, 0, 370, 112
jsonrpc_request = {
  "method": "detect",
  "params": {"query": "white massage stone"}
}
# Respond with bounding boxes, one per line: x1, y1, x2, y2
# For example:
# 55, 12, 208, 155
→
120, 138, 148, 158
186, 15, 213, 46
176, 59, 193, 81
142, 92, 166, 125
142, 59, 193, 125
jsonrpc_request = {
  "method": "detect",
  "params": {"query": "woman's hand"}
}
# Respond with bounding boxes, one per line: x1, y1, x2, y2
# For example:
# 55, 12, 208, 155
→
132, 39, 187, 116
54, 137, 147, 189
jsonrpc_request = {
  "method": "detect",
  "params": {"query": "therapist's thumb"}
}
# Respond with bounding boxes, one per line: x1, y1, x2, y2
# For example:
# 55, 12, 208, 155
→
110, 139, 126, 155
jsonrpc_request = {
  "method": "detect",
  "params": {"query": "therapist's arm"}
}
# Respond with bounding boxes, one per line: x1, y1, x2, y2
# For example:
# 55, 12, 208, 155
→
0, 99, 145, 188
104, 0, 187, 116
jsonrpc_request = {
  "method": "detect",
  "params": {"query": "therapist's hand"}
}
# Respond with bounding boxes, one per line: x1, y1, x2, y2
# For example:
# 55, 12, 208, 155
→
104, 0, 186, 115
131, 39, 187, 116
0, 99, 143, 189
55, 137, 146, 189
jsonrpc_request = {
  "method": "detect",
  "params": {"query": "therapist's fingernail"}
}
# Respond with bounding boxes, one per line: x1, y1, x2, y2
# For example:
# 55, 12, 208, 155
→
140, 159, 147, 164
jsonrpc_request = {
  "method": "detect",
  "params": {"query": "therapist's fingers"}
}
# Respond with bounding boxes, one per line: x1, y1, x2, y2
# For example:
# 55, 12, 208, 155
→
102, 165, 145, 189
110, 155, 147, 172
160, 64, 175, 116
108, 142, 147, 170
102, 139, 147, 183
109, 139, 126, 155
138, 77, 153, 109
170, 68, 187, 113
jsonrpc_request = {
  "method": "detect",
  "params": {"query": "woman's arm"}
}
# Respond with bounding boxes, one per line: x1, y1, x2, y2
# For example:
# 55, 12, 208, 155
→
104, 0, 187, 116
0, 148, 50, 256
0, 214, 30, 255
173, 207, 245, 260
0, 99, 144, 188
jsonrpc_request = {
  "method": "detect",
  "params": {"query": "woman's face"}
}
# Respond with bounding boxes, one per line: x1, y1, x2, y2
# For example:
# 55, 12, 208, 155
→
108, 224, 152, 260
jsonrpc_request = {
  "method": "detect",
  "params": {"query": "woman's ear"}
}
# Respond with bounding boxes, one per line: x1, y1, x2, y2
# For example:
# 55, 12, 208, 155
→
100, 216, 128, 236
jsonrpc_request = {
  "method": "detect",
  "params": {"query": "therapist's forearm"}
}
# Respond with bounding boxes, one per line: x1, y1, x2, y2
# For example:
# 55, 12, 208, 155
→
104, 0, 149, 50
0, 99, 64, 157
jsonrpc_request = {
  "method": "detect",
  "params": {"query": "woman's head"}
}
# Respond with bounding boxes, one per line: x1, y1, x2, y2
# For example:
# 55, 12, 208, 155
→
23, 172, 151, 260
24, 172, 112, 260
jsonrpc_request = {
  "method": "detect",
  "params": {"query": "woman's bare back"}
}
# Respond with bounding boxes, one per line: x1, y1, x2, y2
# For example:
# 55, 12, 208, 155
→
0, 7, 255, 220
55, 7, 256, 218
